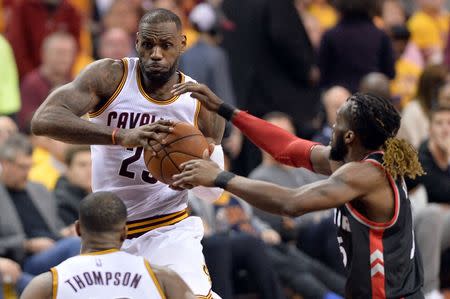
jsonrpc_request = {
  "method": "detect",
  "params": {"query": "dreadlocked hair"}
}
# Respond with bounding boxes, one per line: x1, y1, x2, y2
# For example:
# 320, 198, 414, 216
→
347, 93, 424, 180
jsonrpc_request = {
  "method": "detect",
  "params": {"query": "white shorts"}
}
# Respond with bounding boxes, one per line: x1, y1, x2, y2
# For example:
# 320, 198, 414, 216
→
121, 215, 219, 298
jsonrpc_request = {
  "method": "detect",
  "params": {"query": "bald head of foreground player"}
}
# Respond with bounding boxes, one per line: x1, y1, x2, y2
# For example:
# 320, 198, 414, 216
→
20, 192, 196, 299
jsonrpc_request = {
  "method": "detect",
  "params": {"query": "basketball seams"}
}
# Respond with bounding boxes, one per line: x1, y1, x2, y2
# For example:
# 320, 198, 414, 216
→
144, 133, 202, 166
163, 146, 181, 172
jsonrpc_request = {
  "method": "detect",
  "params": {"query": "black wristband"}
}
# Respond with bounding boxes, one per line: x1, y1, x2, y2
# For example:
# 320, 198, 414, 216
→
213, 171, 236, 189
217, 103, 236, 121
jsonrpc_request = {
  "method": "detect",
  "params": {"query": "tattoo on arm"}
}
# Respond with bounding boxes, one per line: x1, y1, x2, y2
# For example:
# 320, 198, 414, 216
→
31, 59, 124, 145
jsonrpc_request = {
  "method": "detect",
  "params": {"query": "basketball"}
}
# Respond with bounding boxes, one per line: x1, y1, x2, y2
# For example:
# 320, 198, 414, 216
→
144, 122, 209, 185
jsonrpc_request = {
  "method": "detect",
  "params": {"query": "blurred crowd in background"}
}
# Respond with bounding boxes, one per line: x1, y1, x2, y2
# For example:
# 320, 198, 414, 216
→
0, 0, 450, 298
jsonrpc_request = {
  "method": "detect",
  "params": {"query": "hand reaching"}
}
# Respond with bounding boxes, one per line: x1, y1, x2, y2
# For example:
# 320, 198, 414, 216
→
171, 82, 224, 113
171, 148, 222, 189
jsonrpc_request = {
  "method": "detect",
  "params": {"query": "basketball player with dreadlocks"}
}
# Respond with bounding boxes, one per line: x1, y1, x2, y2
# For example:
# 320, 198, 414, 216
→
169, 82, 425, 299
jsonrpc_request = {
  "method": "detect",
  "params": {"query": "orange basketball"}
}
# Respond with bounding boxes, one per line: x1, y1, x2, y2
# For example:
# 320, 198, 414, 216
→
144, 122, 209, 185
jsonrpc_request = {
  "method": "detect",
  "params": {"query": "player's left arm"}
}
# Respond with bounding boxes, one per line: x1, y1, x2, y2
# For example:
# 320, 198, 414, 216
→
152, 266, 196, 299
191, 103, 226, 200
20, 272, 53, 299
173, 160, 378, 217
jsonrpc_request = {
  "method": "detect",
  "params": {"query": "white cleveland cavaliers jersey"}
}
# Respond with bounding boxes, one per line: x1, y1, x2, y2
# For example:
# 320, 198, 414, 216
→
89, 57, 200, 220
51, 249, 165, 299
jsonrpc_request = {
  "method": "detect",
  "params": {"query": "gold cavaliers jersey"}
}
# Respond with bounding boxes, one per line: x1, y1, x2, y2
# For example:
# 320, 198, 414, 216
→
89, 57, 201, 221
51, 249, 165, 299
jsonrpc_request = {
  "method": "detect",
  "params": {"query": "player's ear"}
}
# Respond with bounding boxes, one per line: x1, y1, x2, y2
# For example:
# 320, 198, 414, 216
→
344, 130, 355, 144
120, 225, 128, 242
135, 32, 140, 52
180, 34, 187, 52
75, 220, 81, 237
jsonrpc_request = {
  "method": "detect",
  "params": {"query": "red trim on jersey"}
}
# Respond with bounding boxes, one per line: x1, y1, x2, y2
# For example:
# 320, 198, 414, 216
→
345, 159, 400, 229
370, 229, 386, 299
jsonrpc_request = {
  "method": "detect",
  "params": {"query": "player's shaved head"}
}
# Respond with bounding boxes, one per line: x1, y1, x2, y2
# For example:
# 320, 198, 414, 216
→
79, 191, 127, 233
139, 8, 182, 31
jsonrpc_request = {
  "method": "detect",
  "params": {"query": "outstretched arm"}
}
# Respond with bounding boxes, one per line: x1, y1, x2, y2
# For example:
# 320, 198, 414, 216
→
31, 59, 174, 149
172, 157, 376, 217
172, 82, 333, 175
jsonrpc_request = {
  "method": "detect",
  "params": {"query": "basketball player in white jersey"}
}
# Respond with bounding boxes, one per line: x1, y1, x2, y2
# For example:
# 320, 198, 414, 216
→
20, 191, 196, 299
31, 9, 225, 298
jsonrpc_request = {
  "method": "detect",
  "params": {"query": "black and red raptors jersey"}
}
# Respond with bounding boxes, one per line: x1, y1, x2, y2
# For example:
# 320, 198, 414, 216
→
334, 152, 424, 299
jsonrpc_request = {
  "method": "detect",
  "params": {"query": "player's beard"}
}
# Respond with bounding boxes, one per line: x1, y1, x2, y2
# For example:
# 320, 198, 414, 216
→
144, 59, 179, 85
329, 131, 348, 161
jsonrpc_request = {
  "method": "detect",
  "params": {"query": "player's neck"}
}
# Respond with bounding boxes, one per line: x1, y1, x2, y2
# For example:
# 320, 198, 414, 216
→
80, 238, 123, 254
348, 146, 374, 162
138, 67, 180, 101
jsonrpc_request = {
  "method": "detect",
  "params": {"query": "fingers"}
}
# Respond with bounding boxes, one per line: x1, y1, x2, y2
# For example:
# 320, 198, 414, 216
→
141, 131, 165, 145
143, 123, 174, 133
179, 159, 201, 170
171, 82, 204, 96
153, 119, 175, 127
171, 175, 196, 189
189, 91, 209, 103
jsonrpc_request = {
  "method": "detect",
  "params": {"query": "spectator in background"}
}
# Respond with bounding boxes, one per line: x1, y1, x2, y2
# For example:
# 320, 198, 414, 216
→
408, 0, 448, 64
313, 87, 350, 146
295, 0, 324, 50
5, 0, 81, 80
102, 0, 140, 55
55, 145, 91, 226
153, 0, 199, 48
0, 257, 33, 297
18, 32, 77, 132
407, 105, 450, 299
221, 0, 319, 176
0, 116, 17, 145
380, 0, 407, 29
389, 25, 424, 108
189, 193, 286, 299
306, 0, 338, 31
438, 83, 450, 107
398, 64, 447, 148
318, 0, 395, 93
0, 134, 80, 277
359, 72, 392, 101
97, 27, 133, 59
416, 105, 450, 206
0, 35, 20, 118
180, 3, 236, 107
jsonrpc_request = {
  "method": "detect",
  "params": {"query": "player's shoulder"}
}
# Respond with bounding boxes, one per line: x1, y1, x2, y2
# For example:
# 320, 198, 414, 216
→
82, 58, 125, 77
73, 58, 126, 95
180, 72, 197, 84
331, 160, 386, 187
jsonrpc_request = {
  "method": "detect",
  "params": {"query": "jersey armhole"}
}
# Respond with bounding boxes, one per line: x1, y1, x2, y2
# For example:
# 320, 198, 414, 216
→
88, 58, 128, 118
50, 267, 58, 299
194, 99, 201, 128
144, 259, 167, 299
